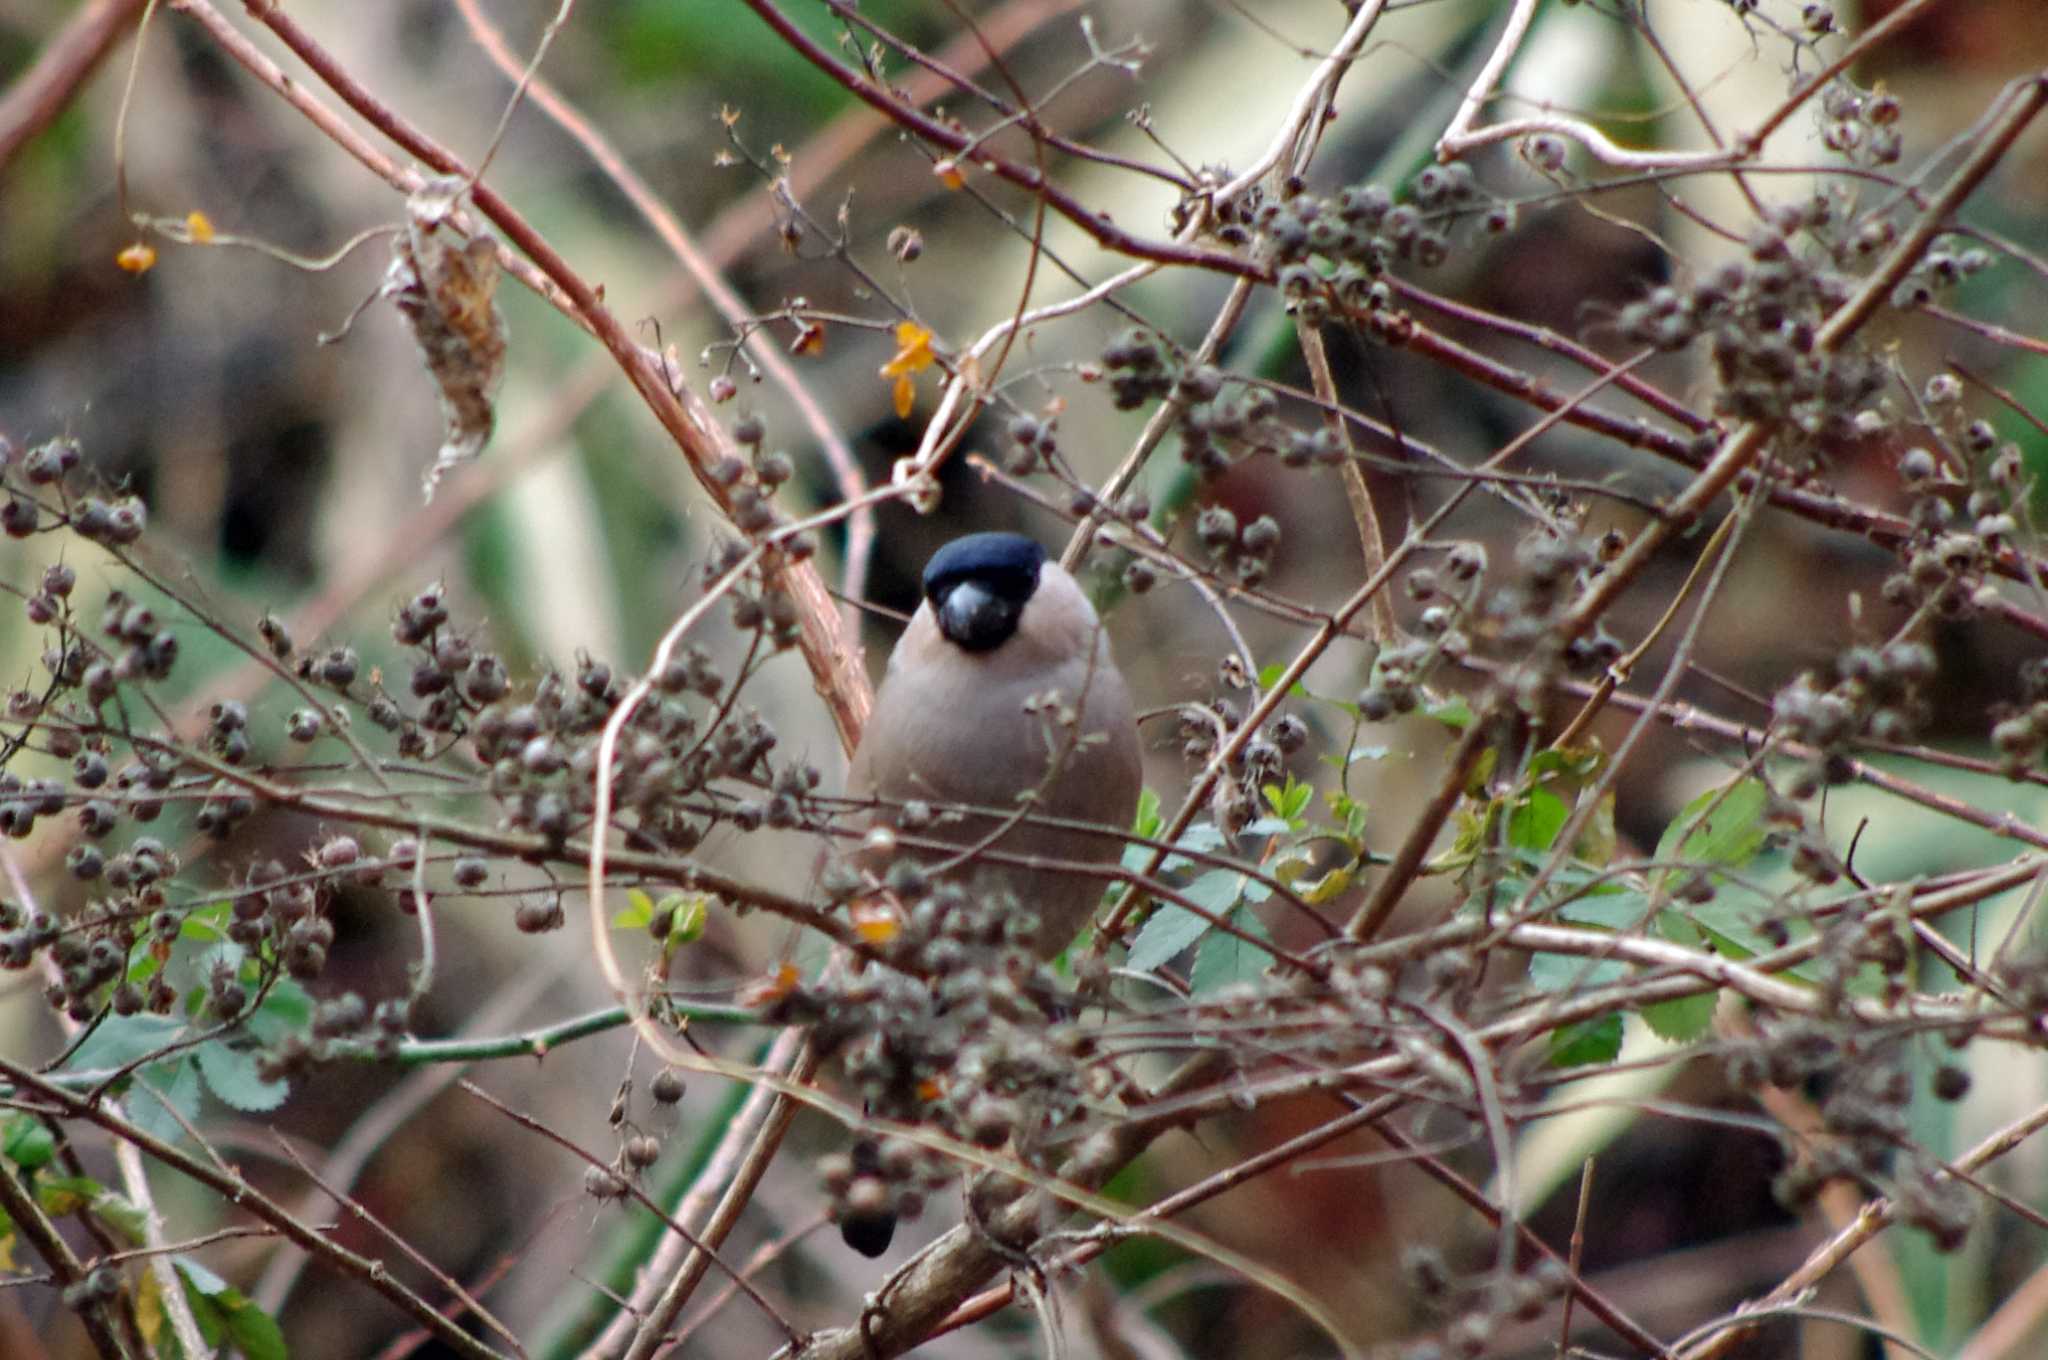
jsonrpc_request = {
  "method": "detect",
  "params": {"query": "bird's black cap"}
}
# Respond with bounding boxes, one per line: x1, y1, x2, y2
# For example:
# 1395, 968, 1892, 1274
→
922, 532, 1045, 652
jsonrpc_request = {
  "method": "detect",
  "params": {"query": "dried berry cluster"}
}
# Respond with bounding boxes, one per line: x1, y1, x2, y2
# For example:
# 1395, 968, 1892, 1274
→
1614, 199, 1894, 443
0, 434, 832, 1075
1174, 682, 1310, 833
777, 877, 1104, 1243
1223, 168, 1512, 316
1819, 78, 1905, 167
1729, 1019, 1977, 1250
1771, 640, 1938, 794
1358, 526, 1621, 726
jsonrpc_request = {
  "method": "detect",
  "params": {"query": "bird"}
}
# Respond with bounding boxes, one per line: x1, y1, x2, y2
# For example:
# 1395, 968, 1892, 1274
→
835, 530, 1143, 1254
847, 531, 1143, 958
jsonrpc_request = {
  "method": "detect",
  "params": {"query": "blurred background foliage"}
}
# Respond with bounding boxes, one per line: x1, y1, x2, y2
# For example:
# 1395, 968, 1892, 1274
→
5, 1, 2048, 1357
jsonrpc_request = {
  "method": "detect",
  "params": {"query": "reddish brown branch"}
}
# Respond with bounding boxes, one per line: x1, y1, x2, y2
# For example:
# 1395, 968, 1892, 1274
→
0, 0, 149, 176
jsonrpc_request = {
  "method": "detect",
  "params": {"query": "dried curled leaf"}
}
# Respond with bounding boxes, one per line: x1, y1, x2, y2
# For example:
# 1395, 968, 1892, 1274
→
384, 176, 507, 501
879, 320, 935, 419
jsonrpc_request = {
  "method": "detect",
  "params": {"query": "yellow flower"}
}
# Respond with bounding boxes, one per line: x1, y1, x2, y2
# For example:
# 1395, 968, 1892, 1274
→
115, 242, 157, 274
185, 210, 215, 243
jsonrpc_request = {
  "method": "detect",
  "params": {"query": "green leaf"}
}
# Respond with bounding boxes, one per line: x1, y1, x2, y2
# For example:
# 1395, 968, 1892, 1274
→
36, 1175, 106, 1215
1527, 950, 1628, 992
1507, 787, 1570, 854
1655, 776, 1768, 880
612, 887, 656, 930
1425, 695, 1474, 729
178, 912, 227, 944
58, 1011, 187, 1074
35, 1178, 146, 1244
1132, 785, 1163, 840
125, 947, 162, 983
1127, 869, 1250, 971
88, 1190, 148, 1244
1326, 789, 1370, 841
130, 1059, 204, 1146
667, 893, 709, 944
1146, 821, 1228, 876
246, 978, 313, 1045
195, 1041, 288, 1114
1273, 847, 1356, 905
1295, 865, 1355, 904
3, 1114, 57, 1169
1262, 776, 1313, 823
1548, 1013, 1623, 1068
1641, 990, 1717, 1043
1656, 907, 1704, 948
177, 1258, 288, 1360
1127, 905, 1209, 972
1191, 908, 1275, 992
1528, 746, 1602, 781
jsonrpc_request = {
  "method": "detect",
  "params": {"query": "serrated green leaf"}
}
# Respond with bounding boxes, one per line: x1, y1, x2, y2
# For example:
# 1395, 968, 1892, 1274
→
1191, 908, 1274, 992
195, 1041, 288, 1114
1549, 1013, 1623, 1067
1655, 777, 1768, 878
130, 1059, 204, 1146
58, 1011, 187, 1074
1641, 990, 1717, 1043
1128, 871, 1247, 971
3, 1114, 57, 1169
1126, 903, 1209, 972
246, 978, 312, 1044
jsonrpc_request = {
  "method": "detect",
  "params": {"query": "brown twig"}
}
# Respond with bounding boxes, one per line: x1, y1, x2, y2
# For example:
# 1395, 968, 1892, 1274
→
0, 0, 150, 176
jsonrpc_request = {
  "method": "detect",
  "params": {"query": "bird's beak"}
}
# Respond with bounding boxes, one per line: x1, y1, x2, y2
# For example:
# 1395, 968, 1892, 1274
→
935, 580, 1020, 652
